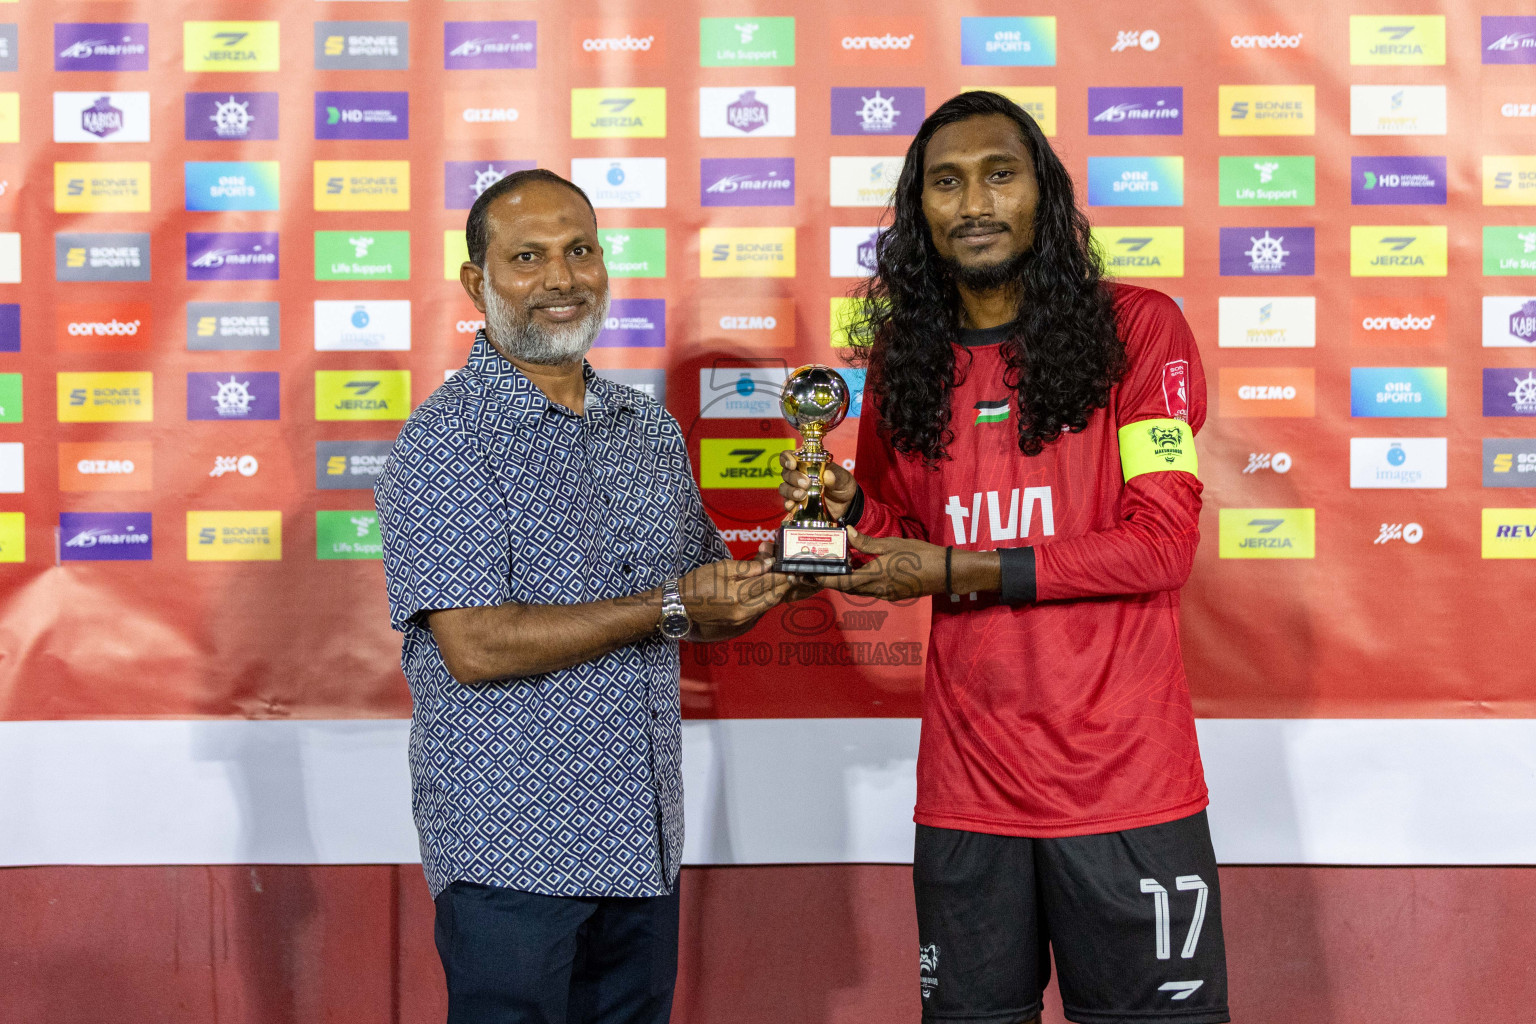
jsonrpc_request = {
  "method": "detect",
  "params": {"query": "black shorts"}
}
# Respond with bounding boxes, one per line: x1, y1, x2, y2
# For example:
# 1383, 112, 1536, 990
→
914, 811, 1229, 1024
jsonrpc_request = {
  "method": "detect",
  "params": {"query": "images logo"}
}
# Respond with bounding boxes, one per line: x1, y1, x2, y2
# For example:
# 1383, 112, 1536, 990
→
1220, 85, 1315, 136
699, 297, 795, 348
830, 18, 922, 65
1353, 156, 1446, 205
187, 511, 282, 562
1218, 156, 1315, 206
55, 23, 149, 72
1484, 368, 1536, 416
593, 298, 665, 348
1484, 156, 1536, 205
444, 160, 533, 210
1088, 87, 1182, 135
1350, 15, 1445, 65
315, 91, 408, 141
187, 301, 279, 351
699, 86, 796, 138
831, 87, 923, 136
53, 92, 150, 144
1351, 367, 1449, 417
313, 160, 410, 211
55, 232, 150, 282
699, 17, 795, 67
960, 17, 1056, 66
185, 92, 279, 141
1483, 297, 1536, 347
444, 21, 536, 70
572, 88, 666, 139
316, 441, 393, 491
701, 157, 794, 207
699, 438, 799, 488
53, 162, 150, 213
698, 365, 791, 419
184, 21, 280, 72
828, 156, 901, 207
315, 371, 411, 421
1091, 227, 1184, 277
700, 227, 796, 278
59, 441, 153, 493
186, 371, 279, 421
1218, 367, 1316, 417
60, 512, 152, 562
1484, 16, 1536, 65
1351, 85, 1447, 135
570, 157, 666, 209
1218, 508, 1316, 558
598, 228, 665, 278
315, 22, 409, 70
1351, 295, 1447, 347
57, 371, 153, 423
1349, 227, 1448, 277
1220, 227, 1315, 276
1086, 157, 1184, 207
56, 302, 151, 353
1483, 227, 1536, 275
1482, 508, 1536, 557
186, 232, 278, 281
1349, 437, 1448, 488
314, 232, 410, 282
314, 300, 411, 351
184, 161, 280, 212
1217, 296, 1316, 348
1484, 439, 1536, 487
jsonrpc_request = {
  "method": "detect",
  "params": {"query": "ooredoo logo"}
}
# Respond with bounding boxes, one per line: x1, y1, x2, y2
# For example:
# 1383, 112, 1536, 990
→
1222, 17, 1312, 62
1230, 33, 1303, 49
830, 19, 924, 64
572, 19, 663, 63
1350, 295, 1447, 346
56, 302, 152, 352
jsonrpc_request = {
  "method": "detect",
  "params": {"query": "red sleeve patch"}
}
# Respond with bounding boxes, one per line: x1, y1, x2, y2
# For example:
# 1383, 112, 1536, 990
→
1162, 359, 1190, 422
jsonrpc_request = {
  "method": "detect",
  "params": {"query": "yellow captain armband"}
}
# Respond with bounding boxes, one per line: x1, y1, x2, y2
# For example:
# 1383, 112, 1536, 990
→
1118, 418, 1198, 482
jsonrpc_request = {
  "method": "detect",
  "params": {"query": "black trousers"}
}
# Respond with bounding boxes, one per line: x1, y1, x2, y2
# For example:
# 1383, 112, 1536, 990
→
434, 880, 680, 1024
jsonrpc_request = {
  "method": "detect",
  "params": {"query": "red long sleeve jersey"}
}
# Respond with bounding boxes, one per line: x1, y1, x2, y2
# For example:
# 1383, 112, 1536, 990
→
855, 285, 1209, 837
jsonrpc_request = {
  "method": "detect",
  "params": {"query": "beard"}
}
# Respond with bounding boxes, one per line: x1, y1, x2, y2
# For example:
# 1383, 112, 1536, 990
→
942, 246, 1033, 293
483, 284, 611, 367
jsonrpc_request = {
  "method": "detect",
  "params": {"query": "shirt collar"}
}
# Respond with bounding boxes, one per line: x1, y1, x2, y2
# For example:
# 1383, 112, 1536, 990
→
465, 330, 637, 419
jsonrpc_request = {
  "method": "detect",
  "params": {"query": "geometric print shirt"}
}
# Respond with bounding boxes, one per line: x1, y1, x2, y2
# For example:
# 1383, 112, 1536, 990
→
374, 331, 729, 899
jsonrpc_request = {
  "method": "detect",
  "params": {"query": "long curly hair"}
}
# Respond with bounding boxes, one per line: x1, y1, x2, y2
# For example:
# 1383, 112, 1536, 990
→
849, 90, 1125, 463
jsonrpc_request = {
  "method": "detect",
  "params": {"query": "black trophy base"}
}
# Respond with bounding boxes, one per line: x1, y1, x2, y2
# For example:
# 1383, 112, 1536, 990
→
772, 523, 851, 576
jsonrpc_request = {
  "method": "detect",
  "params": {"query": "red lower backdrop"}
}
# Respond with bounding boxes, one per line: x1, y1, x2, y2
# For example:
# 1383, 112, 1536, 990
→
2, 863, 1531, 1023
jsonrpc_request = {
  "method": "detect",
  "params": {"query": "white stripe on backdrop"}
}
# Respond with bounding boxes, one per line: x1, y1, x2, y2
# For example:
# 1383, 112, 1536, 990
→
2, 718, 1535, 866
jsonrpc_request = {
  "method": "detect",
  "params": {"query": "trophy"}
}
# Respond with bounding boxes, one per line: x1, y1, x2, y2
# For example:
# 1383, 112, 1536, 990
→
772, 364, 852, 575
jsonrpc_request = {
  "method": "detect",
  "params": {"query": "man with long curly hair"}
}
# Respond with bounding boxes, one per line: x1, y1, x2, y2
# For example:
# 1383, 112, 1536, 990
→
776, 91, 1229, 1024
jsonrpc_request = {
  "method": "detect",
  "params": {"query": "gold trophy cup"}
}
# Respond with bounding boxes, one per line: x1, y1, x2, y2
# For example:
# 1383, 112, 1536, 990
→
772, 364, 852, 575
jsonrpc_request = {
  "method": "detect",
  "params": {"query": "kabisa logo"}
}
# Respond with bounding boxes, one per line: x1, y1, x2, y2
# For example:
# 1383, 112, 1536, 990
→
570, 157, 666, 209
1484, 369, 1536, 416
572, 88, 666, 139
59, 512, 152, 562
1112, 29, 1161, 52
700, 227, 796, 278
315, 370, 411, 421
185, 92, 279, 142
1484, 296, 1536, 347
56, 372, 154, 423
315, 22, 409, 70
187, 511, 282, 562
1351, 367, 1449, 418
187, 371, 280, 421
831, 87, 923, 136
184, 161, 281, 212
1352, 156, 1446, 205
1092, 227, 1184, 277
184, 22, 280, 72
1220, 85, 1316, 136
593, 298, 666, 348
317, 441, 393, 490
1484, 17, 1536, 65
444, 21, 537, 70
315, 91, 408, 141
1484, 439, 1536, 487
1218, 508, 1315, 559
960, 17, 1057, 66
1350, 15, 1445, 65
51, 93, 152, 144
1220, 226, 1315, 276
186, 232, 279, 281
1485, 156, 1536, 205
829, 226, 884, 277
55, 232, 151, 282
82, 96, 121, 137
55, 23, 149, 72
1349, 227, 1448, 277
187, 302, 280, 351
1086, 157, 1184, 207
1243, 452, 1293, 474
699, 87, 796, 138
1088, 87, 1182, 136
444, 160, 533, 210
701, 157, 795, 207
314, 161, 410, 212
314, 299, 411, 351
700, 438, 799, 488
1349, 437, 1448, 489
1217, 296, 1316, 349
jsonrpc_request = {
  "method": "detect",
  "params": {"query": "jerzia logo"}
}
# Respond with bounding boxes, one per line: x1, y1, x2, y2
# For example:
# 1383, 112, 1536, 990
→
1218, 508, 1315, 558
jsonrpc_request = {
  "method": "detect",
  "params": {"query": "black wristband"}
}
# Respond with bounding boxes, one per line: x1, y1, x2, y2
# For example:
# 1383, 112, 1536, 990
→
842, 484, 865, 528
998, 547, 1037, 605
944, 546, 954, 596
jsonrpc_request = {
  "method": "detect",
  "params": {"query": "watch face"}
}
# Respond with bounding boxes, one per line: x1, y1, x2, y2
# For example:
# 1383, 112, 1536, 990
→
660, 613, 690, 639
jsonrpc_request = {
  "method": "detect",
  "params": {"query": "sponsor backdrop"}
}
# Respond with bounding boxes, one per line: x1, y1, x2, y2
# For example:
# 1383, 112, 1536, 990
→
4, 0, 1536, 888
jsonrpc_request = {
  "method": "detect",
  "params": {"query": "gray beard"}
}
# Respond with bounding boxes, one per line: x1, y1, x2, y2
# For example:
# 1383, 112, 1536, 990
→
483, 285, 610, 367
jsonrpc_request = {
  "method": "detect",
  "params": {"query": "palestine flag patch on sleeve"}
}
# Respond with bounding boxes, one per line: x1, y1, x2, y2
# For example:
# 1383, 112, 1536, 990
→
974, 399, 1010, 425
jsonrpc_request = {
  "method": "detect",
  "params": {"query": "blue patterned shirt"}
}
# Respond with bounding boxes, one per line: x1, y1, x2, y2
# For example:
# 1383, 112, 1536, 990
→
375, 332, 728, 899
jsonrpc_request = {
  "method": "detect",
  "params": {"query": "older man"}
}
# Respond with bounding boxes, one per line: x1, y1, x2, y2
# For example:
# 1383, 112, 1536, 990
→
375, 168, 790, 1024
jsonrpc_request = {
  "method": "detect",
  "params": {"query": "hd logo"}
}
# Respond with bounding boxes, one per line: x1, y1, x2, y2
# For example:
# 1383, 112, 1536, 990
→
1091, 228, 1184, 277
314, 370, 410, 421
1350, 15, 1445, 65
57, 371, 153, 423
1484, 156, 1536, 205
314, 161, 409, 211
572, 88, 666, 138
187, 511, 282, 562
53, 162, 150, 213
699, 438, 798, 488
1350, 226, 1448, 276
184, 22, 280, 72
1218, 508, 1315, 559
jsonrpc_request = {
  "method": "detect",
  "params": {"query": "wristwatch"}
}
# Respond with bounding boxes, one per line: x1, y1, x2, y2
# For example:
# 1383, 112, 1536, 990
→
658, 578, 691, 640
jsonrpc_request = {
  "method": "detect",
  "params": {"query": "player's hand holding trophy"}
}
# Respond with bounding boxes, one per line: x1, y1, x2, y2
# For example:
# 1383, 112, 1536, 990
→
771, 364, 852, 576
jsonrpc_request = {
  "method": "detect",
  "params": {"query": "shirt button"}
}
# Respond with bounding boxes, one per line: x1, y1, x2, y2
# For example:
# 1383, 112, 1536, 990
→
621, 563, 633, 574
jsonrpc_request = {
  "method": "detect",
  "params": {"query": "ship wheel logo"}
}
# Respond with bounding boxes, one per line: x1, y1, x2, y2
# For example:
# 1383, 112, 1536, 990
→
1510, 371, 1536, 412
1244, 231, 1289, 273
857, 91, 900, 132
210, 96, 253, 138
